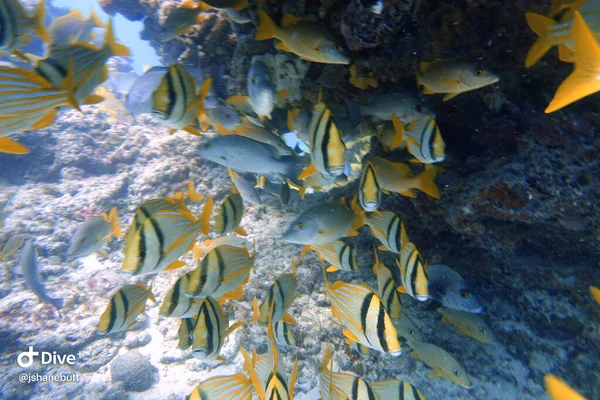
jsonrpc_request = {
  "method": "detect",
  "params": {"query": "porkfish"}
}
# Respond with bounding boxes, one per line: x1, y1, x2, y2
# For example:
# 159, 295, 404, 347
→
409, 341, 472, 388
301, 240, 359, 272
252, 261, 297, 325
35, 20, 131, 106
373, 250, 403, 319
391, 115, 445, 165
396, 222, 429, 302
187, 296, 246, 361
121, 199, 213, 276
273, 321, 296, 346
241, 302, 299, 400
187, 373, 253, 400
159, 273, 204, 318
68, 207, 121, 259
319, 346, 379, 400
323, 263, 401, 356
358, 160, 382, 212
185, 244, 255, 301
283, 201, 364, 246
364, 211, 403, 254
255, 10, 350, 64
97, 283, 155, 334
0, 0, 49, 58
439, 308, 497, 344
545, 11, 600, 113
370, 156, 441, 199
369, 379, 427, 400
416, 60, 499, 101
214, 191, 247, 235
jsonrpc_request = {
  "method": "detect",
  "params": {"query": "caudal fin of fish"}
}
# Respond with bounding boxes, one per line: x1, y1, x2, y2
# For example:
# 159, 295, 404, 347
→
545, 11, 600, 113
108, 207, 122, 237
524, 13, 557, 68
344, 98, 362, 127
33, 0, 51, 44
104, 20, 131, 57
256, 9, 278, 41
414, 168, 440, 199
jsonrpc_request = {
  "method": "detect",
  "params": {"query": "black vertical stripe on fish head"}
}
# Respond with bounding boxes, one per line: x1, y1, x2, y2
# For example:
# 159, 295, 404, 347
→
197, 301, 215, 356
382, 278, 395, 311
386, 216, 400, 251
154, 69, 177, 119
121, 290, 130, 324
422, 119, 435, 162
283, 323, 290, 344
340, 244, 350, 270
216, 249, 226, 290
0, 3, 16, 50
205, 299, 221, 357
106, 297, 117, 333
145, 214, 165, 269
376, 301, 389, 353
194, 254, 211, 296
135, 207, 153, 270
275, 280, 286, 317
409, 383, 422, 400
167, 278, 182, 316
359, 292, 375, 346
35, 58, 68, 87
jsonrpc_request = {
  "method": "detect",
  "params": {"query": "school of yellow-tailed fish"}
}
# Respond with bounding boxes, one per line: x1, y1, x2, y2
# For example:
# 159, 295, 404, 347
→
0, 0, 597, 399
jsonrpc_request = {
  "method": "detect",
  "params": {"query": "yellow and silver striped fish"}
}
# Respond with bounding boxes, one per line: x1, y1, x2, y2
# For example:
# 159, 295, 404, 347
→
241, 302, 299, 400
0, 0, 49, 56
214, 192, 247, 235
185, 244, 255, 300
187, 372, 253, 400
392, 115, 445, 164
159, 273, 204, 318
97, 283, 155, 335
319, 346, 379, 400
409, 341, 472, 388
358, 160, 382, 212
273, 321, 296, 346
365, 211, 402, 253
35, 20, 130, 105
301, 240, 359, 272
190, 296, 246, 360
373, 249, 403, 319
439, 308, 497, 344
178, 317, 195, 348
152, 64, 212, 135
305, 90, 346, 180
396, 222, 429, 302
192, 234, 251, 260
369, 379, 427, 400
323, 263, 401, 356
252, 261, 297, 325
121, 205, 211, 276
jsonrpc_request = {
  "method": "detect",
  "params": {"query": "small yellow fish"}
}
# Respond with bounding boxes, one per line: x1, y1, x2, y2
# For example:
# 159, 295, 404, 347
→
0, 234, 24, 261
214, 192, 247, 235
370, 378, 427, 400
370, 156, 441, 199
323, 263, 401, 356
319, 346, 378, 400
358, 160, 382, 212
188, 372, 253, 400
364, 210, 403, 253
273, 321, 296, 346
68, 207, 121, 259
97, 283, 156, 334
255, 10, 350, 64
192, 234, 251, 260
374, 120, 406, 152
544, 374, 587, 400
409, 341, 472, 388
396, 223, 428, 302
189, 296, 245, 360
159, 273, 204, 318
392, 115, 445, 164
252, 261, 297, 325
545, 11, 600, 113
416, 59, 500, 101
301, 240, 359, 272
48, 8, 107, 44
349, 63, 378, 89
439, 308, 497, 344
185, 244, 254, 300
0, 0, 49, 58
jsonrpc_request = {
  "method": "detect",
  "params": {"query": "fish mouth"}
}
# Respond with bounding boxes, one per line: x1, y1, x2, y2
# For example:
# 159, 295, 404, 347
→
192, 350, 207, 359
362, 202, 379, 212
389, 349, 402, 357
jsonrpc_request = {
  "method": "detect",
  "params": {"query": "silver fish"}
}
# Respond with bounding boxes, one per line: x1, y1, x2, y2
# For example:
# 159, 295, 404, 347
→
196, 135, 304, 183
229, 169, 262, 205
345, 93, 435, 127
15, 240, 63, 315
247, 60, 276, 119
427, 264, 482, 313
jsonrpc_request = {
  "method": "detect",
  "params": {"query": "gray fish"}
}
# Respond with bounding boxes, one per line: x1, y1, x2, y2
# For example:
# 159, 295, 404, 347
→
125, 67, 169, 114
68, 208, 121, 259
14, 240, 63, 315
427, 264, 482, 313
247, 60, 276, 119
110, 72, 140, 98
221, 8, 252, 24
228, 169, 262, 205
197, 135, 304, 183
204, 102, 241, 131
345, 93, 435, 127
0, 234, 24, 261
392, 313, 423, 344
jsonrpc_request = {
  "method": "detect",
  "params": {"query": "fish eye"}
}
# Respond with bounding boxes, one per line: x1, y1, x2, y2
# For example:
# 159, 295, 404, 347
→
474, 68, 484, 76
459, 290, 470, 299
251, 75, 257, 84
333, 44, 341, 51
453, 370, 460, 376
408, 329, 414, 334
415, 105, 424, 112
480, 328, 487, 334
295, 223, 305, 231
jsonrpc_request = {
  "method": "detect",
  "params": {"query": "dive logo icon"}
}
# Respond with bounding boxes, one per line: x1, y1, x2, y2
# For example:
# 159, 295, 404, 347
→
17, 347, 39, 368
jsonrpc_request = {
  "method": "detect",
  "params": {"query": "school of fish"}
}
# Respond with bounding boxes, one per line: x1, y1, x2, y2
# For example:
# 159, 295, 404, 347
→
0, 0, 596, 399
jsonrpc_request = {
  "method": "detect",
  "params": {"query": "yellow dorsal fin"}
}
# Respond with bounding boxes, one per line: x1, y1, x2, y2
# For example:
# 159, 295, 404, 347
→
103, 19, 130, 57
418, 61, 433, 74
108, 207, 122, 237
252, 297, 260, 323
199, 197, 213, 235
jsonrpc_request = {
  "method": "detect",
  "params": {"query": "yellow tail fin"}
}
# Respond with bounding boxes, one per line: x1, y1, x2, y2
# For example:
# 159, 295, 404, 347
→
524, 13, 557, 68
59, 62, 81, 112
256, 9, 278, 41
414, 168, 440, 199
108, 207, 122, 237
33, 0, 51, 44
199, 197, 213, 235
187, 181, 205, 202
0, 138, 30, 154
104, 20, 131, 57
545, 11, 600, 113
544, 374, 586, 400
